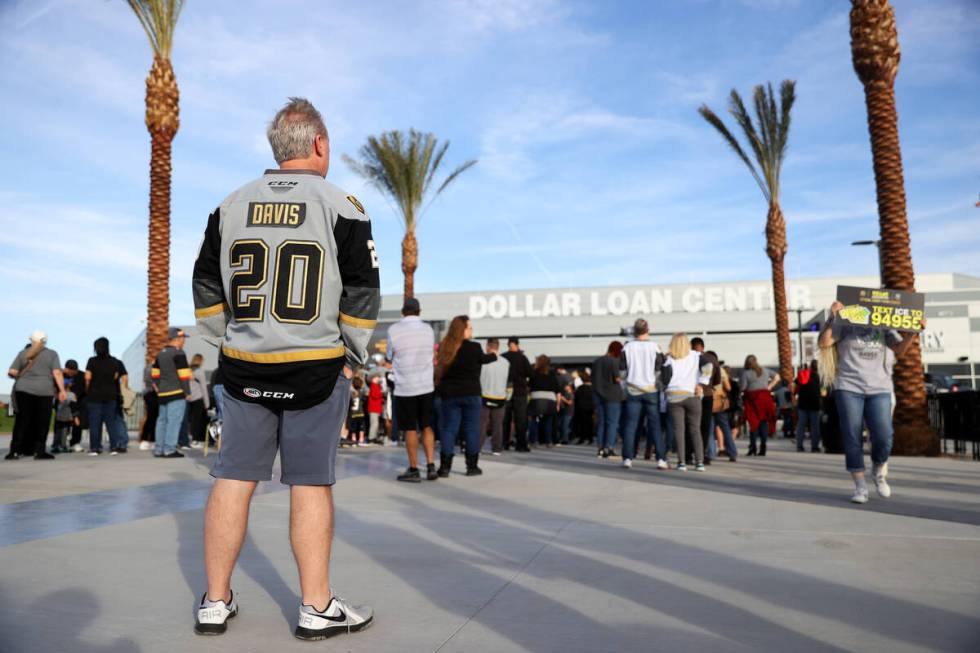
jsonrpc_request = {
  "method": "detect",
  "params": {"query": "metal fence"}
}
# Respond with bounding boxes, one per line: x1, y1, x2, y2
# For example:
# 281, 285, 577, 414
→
929, 392, 980, 461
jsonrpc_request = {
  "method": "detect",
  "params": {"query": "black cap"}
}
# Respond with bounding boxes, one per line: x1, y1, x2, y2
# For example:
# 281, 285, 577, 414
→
168, 327, 186, 339
402, 297, 421, 315
507, 336, 520, 345
65, 359, 78, 370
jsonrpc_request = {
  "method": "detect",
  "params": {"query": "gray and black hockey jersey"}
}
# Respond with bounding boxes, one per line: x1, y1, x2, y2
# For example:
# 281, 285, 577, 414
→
192, 169, 380, 409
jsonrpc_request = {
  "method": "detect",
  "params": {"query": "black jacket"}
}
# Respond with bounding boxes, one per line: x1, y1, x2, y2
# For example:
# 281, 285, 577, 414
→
502, 350, 533, 396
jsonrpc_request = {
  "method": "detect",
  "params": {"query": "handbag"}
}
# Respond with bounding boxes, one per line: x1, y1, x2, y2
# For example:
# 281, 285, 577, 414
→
712, 384, 731, 413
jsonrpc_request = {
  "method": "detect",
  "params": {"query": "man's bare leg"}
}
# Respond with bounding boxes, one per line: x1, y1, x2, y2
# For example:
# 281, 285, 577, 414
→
290, 485, 334, 610
204, 478, 257, 602
404, 429, 420, 468
422, 426, 435, 464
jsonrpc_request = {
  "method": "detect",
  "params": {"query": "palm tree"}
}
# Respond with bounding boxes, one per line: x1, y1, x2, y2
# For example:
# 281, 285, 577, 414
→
698, 81, 796, 383
343, 129, 476, 300
126, 0, 184, 364
850, 0, 935, 455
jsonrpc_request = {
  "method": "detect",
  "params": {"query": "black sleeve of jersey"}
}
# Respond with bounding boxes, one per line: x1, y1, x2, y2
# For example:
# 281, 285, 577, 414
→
193, 210, 225, 307
333, 214, 381, 318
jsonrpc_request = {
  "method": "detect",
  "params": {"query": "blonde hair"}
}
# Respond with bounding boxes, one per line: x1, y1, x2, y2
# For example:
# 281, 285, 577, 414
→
667, 333, 690, 359
818, 343, 838, 389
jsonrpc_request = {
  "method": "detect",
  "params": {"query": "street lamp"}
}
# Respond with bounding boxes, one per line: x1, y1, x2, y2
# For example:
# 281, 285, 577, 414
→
851, 240, 883, 287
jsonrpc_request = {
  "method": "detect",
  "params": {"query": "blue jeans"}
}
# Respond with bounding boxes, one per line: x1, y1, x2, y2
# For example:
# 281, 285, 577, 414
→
715, 411, 737, 460
155, 400, 187, 455
796, 408, 821, 451
558, 412, 572, 444
594, 392, 605, 448
213, 384, 225, 421
439, 395, 481, 456
87, 400, 126, 453
624, 392, 665, 461
599, 397, 621, 451
835, 390, 892, 472
530, 413, 555, 446
750, 421, 769, 453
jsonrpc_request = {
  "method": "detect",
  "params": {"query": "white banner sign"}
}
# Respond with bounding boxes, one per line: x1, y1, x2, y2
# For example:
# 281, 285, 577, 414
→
469, 285, 813, 320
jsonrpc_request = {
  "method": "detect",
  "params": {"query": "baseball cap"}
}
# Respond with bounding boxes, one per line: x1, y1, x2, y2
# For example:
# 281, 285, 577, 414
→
168, 327, 186, 339
507, 336, 520, 345
65, 359, 79, 370
30, 329, 47, 343
402, 297, 421, 315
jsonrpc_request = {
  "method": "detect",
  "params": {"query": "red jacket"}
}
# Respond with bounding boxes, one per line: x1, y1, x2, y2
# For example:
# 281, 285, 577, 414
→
367, 381, 383, 414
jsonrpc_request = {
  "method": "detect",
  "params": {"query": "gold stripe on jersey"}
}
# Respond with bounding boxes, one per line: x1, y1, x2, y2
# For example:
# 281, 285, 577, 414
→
195, 302, 229, 318
339, 312, 377, 329
221, 344, 345, 364
158, 389, 184, 397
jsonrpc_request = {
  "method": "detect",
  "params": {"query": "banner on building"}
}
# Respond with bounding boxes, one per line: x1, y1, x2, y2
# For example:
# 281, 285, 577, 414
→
836, 286, 925, 332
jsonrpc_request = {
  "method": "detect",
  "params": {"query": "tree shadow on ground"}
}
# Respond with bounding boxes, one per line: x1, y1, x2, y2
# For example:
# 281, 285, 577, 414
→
403, 482, 980, 652
494, 448, 980, 527
0, 586, 141, 653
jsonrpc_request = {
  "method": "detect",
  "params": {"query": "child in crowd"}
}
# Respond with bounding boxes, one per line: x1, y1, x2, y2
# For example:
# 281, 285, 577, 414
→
367, 375, 384, 444
51, 387, 78, 453
348, 376, 366, 446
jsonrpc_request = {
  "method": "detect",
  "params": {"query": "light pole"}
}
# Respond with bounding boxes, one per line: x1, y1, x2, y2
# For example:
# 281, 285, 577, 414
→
851, 239, 883, 287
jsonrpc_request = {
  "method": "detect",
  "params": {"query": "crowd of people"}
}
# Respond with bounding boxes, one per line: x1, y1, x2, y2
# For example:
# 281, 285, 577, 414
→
4, 327, 218, 461
4, 299, 922, 503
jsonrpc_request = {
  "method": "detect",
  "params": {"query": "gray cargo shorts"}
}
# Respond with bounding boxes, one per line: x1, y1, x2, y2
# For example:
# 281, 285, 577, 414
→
211, 376, 350, 486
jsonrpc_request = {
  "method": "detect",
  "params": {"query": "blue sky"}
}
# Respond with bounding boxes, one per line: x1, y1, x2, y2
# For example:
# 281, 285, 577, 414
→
1, 0, 978, 392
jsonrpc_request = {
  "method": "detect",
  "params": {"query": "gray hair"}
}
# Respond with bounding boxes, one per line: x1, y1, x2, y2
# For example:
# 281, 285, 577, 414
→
267, 97, 328, 164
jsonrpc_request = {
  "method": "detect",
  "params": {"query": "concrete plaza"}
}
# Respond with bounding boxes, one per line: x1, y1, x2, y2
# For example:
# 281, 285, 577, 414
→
1, 436, 978, 653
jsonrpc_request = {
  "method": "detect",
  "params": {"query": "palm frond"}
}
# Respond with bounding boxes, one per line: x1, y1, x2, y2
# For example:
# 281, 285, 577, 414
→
698, 104, 768, 201
126, 0, 184, 57
345, 129, 477, 231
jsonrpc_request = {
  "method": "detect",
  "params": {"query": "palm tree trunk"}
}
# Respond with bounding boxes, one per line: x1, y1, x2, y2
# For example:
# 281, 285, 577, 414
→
402, 230, 418, 301
144, 55, 179, 364
862, 82, 935, 455
146, 131, 173, 364
765, 203, 793, 383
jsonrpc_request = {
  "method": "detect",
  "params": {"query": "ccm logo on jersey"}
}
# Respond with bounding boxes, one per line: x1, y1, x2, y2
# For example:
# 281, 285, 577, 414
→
243, 387, 296, 400
246, 202, 306, 228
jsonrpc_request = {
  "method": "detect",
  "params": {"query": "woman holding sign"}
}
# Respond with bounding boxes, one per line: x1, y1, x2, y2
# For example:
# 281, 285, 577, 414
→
819, 301, 924, 504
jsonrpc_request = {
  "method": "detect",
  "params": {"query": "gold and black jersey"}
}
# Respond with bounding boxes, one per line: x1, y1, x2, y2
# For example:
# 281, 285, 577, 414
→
192, 169, 380, 409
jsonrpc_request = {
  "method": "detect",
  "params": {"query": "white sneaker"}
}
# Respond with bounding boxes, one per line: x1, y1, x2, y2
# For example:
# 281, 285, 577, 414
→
656, 459, 668, 470
491, 451, 501, 456
295, 595, 373, 641
190, 442, 204, 449
622, 458, 632, 469
71, 444, 85, 453
138, 441, 153, 451
873, 463, 891, 498
194, 591, 238, 635
851, 481, 870, 504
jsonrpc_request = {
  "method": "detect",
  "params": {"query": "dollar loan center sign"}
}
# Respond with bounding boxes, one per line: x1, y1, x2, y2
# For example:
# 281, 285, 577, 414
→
469, 284, 814, 320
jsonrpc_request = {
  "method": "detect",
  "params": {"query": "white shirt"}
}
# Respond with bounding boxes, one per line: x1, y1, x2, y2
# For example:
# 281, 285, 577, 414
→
623, 339, 662, 392
386, 316, 435, 397
664, 352, 701, 395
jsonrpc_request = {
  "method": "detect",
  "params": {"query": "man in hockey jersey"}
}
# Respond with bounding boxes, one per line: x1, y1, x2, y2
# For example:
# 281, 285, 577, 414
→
191, 98, 379, 640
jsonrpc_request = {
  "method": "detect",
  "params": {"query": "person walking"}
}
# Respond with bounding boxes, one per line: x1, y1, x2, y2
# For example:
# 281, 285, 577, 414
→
6, 331, 66, 460
818, 301, 924, 503
502, 337, 532, 452
186, 354, 211, 448
84, 337, 130, 455
662, 333, 708, 472
386, 297, 438, 482
479, 338, 510, 456
527, 355, 560, 448
191, 98, 379, 638
794, 359, 822, 453
621, 319, 667, 470
712, 364, 738, 461
151, 328, 193, 459
435, 315, 497, 477
739, 355, 779, 456
592, 341, 625, 458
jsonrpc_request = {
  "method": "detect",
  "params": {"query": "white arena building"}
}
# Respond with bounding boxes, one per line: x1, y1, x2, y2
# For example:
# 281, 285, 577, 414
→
122, 272, 980, 390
